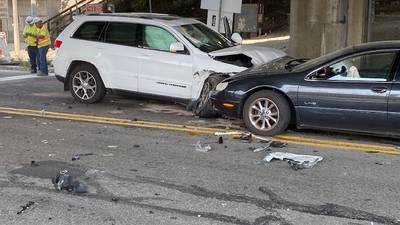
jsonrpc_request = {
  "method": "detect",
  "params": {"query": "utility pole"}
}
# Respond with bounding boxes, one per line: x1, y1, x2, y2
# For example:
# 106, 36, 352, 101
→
149, 0, 152, 13
31, 0, 37, 17
12, 0, 20, 53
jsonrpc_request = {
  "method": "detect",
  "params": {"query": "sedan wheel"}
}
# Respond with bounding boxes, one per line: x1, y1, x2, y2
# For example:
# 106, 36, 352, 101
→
248, 98, 280, 131
243, 90, 291, 136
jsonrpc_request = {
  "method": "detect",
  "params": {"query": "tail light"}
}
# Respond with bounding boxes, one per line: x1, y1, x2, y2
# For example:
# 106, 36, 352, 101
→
53, 40, 62, 48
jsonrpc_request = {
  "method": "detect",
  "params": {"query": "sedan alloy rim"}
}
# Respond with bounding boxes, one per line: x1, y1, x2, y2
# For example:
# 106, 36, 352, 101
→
248, 98, 280, 131
72, 71, 97, 100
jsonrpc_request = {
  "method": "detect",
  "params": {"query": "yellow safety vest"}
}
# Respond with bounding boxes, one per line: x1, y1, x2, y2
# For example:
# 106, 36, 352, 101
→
37, 27, 51, 48
23, 25, 37, 47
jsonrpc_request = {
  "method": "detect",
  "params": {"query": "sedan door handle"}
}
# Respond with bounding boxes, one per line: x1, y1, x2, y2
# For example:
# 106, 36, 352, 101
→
371, 87, 388, 93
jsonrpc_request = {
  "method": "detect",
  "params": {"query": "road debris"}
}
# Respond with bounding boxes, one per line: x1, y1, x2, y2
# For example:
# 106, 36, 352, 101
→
52, 170, 88, 193
72, 154, 80, 161
41, 140, 49, 144
193, 141, 212, 153
16, 201, 35, 215
214, 131, 243, 136
253, 146, 271, 153
270, 141, 288, 148
262, 152, 323, 170
3, 116, 13, 119
107, 145, 118, 149
235, 133, 252, 143
218, 136, 223, 144
72, 153, 94, 161
30, 161, 40, 167
102, 153, 114, 157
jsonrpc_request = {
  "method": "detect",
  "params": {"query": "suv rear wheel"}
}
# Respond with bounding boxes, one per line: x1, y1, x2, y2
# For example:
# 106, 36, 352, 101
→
243, 90, 291, 136
69, 64, 106, 103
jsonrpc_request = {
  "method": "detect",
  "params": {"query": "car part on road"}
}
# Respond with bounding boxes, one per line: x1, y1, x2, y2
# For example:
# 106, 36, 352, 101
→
52, 170, 88, 193
243, 90, 291, 136
16, 201, 35, 215
194, 74, 226, 118
30, 161, 40, 167
69, 64, 106, 104
262, 152, 323, 169
234, 133, 253, 143
253, 146, 271, 153
193, 141, 212, 153
218, 136, 223, 144
270, 141, 288, 148
72, 154, 80, 161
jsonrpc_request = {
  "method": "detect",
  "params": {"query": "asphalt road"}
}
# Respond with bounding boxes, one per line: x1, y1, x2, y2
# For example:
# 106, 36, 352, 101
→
0, 69, 400, 225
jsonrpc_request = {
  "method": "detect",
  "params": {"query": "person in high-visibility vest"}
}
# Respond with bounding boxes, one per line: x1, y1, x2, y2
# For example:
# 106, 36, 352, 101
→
23, 16, 38, 74
34, 17, 51, 76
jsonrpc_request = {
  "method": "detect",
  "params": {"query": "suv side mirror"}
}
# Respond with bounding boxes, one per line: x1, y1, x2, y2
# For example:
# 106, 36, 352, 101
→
170, 42, 185, 53
231, 33, 243, 44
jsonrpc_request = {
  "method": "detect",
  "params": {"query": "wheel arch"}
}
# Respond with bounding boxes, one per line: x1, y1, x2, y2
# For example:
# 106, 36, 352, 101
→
65, 61, 103, 91
240, 86, 297, 125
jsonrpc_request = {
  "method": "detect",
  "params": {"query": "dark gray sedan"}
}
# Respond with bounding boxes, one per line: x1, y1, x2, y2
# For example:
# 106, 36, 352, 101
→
211, 41, 400, 136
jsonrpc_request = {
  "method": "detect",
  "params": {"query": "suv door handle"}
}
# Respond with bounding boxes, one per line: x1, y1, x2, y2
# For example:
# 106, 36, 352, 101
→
371, 87, 388, 93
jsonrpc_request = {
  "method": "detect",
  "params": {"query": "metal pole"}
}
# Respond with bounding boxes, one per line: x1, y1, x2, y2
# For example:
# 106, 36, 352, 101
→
217, 0, 222, 32
149, 0, 152, 13
12, 0, 20, 53
31, 0, 37, 17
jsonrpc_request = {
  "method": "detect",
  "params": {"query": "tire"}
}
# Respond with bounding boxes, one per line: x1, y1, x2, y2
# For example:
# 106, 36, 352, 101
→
243, 90, 291, 136
69, 64, 106, 104
194, 75, 225, 118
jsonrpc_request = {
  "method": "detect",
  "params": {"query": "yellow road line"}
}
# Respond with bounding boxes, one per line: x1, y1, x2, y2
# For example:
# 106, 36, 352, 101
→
0, 106, 398, 155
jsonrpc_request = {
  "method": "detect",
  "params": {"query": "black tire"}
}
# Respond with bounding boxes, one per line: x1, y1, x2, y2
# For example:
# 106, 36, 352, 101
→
243, 90, 291, 136
69, 64, 106, 104
194, 75, 225, 118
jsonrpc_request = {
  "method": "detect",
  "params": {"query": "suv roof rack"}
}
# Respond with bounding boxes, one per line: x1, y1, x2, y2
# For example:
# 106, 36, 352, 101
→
86, 13, 182, 21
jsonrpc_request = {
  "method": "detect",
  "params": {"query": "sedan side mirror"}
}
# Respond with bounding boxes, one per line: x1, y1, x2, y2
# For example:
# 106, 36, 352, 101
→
231, 33, 243, 44
311, 68, 327, 80
170, 42, 185, 53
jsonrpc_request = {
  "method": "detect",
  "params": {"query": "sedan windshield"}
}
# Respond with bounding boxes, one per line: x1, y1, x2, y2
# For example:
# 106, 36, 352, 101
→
175, 23, 234, 53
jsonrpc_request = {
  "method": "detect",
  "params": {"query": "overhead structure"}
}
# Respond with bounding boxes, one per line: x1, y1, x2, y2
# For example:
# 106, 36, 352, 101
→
201, 0, 242, 33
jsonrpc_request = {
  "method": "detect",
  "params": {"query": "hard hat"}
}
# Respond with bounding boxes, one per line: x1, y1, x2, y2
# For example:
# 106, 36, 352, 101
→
25, 16, 34, 24
33, 17, 43, 23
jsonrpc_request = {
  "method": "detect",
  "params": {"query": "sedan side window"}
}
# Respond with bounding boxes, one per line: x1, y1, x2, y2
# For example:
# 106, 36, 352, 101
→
105, 22, 141, 47
324, 52, 397, 82
142, 25, 177, 52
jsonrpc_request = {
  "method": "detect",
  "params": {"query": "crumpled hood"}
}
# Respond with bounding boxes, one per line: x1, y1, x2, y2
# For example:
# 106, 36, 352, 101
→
209, 45, 286, 65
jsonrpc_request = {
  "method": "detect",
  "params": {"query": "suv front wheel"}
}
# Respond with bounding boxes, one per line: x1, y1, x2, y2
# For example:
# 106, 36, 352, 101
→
69, 64, 106, 103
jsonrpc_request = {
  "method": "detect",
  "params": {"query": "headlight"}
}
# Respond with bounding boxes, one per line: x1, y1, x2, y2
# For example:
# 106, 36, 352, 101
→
215, 82, 228, 91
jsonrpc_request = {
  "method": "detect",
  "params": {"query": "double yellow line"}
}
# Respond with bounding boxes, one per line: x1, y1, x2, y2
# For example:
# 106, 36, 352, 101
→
0, 106, 399, 155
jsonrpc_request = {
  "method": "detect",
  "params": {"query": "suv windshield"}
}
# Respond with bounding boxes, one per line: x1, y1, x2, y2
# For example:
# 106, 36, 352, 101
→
175, 23, 233, 53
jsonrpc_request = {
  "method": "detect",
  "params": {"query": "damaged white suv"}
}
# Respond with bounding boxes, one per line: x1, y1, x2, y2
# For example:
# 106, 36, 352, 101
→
53, 13, 285, 116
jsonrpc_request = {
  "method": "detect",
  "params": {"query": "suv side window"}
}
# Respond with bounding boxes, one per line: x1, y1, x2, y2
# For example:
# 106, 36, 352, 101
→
142, 25, 177, 52
73, 21, 106, 41
105, 22, 141, 47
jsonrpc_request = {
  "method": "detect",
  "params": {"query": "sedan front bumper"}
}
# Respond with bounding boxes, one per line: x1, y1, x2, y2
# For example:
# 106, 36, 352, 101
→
210, 90, 242, 118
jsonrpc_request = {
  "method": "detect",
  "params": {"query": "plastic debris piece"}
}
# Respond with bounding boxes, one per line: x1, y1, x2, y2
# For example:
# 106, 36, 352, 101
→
263, 152, 323, 169
102, 153, 114, 157
3, 116, 13, 119
270, 141, 288, 148
16, 201, 35, 215
214, 131, 243, 136
30, 161, 40, 167
237, 133, 252, 143
194, 141, 212, 153
253, 146, 271, 153
72, 154, 80, 161
52, 170, 88, 193
218, 136, 223, 144
107, 145, 118, 149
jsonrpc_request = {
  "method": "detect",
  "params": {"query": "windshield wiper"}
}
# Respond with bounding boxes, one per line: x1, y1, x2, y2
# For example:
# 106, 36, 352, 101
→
284, 58, 309, 71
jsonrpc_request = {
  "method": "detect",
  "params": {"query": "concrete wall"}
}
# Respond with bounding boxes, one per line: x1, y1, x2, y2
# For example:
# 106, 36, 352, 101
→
289, 0, 369, 58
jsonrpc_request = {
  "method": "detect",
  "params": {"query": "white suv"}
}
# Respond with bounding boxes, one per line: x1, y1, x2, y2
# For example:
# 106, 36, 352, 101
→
53, 13, 285, 116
